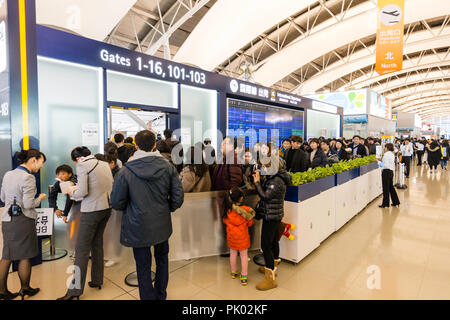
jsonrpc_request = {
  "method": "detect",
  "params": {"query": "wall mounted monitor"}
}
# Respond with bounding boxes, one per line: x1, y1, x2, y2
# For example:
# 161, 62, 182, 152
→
227, 98, 304, 147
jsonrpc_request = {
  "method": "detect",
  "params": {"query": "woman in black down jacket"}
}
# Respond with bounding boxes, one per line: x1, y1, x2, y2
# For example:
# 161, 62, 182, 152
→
252, 145, 292, 291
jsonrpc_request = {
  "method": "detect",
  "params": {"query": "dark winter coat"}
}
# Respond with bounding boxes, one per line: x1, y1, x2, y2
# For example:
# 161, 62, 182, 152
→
310, 149, 328, 169
348, 143, 368, 157
427, 142, 442, 166
254, 169, 292, 221
285, 148, 309, 173
211, 153, 243, 191
110, 151, 184, 247
336, 148, 350, 161
117, 145, 133, 164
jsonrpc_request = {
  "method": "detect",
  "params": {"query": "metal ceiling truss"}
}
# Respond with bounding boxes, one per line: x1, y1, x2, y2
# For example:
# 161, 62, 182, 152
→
213, 0, 368, 79
387, 82, 450, 101
393, 89, 450, 106
401, 101, 450, 113
419, 106, 450, 118
396, 95, 450, 111
352, 49, 450, 89
370, 68, 450, 94
297, 16, 450, 93
106, 0, 210, 60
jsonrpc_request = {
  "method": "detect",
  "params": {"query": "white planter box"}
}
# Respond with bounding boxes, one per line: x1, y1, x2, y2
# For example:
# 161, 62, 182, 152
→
280, 198, 321, 264
316, 187, 336, 243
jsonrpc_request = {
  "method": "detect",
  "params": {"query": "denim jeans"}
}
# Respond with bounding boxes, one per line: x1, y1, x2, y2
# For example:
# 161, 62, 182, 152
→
133, 241, 169, 300
441, 159, 448, 169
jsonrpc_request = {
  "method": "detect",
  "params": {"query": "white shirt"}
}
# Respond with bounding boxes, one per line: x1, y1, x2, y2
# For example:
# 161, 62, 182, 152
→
400, 143, 413, 157
382, 151, 395, 171
416, 143, 424, 151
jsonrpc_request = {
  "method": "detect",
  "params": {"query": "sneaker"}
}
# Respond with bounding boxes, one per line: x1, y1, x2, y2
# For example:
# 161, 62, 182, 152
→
104, 260, 116, 267
231, 272, 239, 279
240, 275, 248, 286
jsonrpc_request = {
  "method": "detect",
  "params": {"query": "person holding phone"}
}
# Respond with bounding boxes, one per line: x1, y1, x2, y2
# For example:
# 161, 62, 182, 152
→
252, 144, 292, 291
0, 149, 47, 300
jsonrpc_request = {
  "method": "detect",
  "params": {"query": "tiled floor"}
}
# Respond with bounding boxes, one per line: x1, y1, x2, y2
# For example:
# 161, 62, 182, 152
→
2, 163, 450, 300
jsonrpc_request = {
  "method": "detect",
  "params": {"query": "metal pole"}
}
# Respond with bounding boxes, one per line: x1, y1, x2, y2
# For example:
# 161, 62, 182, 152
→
42, 185, 68, 261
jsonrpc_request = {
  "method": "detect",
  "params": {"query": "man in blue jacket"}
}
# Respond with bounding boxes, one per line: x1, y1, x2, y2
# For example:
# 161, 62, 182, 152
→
111, 130, 184, 300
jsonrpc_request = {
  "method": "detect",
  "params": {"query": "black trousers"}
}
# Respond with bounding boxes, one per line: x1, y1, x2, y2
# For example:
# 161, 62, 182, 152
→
402, 156, 411, 177
417, 151, 424, 165
261, 220, 280, 270
68, 208, 111, 296
381, 169, 400, 207
133, 241, 169, 300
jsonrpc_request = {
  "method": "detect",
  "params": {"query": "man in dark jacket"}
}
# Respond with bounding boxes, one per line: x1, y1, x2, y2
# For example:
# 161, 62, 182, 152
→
285, 135, 309, 173
347, 135, 368, 158
368, 137, 378, 155
114, 133, 133, 164
212, 136, 243, 190
157, 129, 179, 152
110, 130, 184, 300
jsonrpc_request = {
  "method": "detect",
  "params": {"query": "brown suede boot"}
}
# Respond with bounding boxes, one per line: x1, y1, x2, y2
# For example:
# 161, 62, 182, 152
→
258, 259, 281, 274
256, 267, 277, 291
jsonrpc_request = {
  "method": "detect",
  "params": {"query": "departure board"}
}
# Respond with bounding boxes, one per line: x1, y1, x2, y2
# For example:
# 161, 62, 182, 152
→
227, 98, 303, 147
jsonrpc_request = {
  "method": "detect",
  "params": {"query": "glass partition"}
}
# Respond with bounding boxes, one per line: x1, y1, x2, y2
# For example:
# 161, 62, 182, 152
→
307, 109, 341, 139
107, 70, 177, 109
180, 85, 218, 149
37, 57, 103, 206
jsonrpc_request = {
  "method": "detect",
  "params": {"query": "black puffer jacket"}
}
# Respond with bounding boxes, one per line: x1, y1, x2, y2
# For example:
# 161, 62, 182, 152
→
254, 169, 292, 221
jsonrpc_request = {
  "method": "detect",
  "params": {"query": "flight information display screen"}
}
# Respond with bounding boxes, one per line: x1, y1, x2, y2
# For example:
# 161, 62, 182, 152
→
227, 98, 303, 147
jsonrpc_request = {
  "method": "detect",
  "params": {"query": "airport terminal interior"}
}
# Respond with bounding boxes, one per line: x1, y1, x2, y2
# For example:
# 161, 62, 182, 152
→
1, 0, 450, 302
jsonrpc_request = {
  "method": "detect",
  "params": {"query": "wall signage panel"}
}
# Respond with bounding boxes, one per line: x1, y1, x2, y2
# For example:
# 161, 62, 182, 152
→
37, 25, 344, 116
228, 79, 304, 107
344, 115, 369, 123
306, 89, 367, 115
36, 25, 225, 92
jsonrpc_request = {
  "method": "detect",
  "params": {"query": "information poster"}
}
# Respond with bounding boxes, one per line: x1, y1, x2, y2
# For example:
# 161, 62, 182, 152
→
82, 123, 99, 146
35, 208, 54, 236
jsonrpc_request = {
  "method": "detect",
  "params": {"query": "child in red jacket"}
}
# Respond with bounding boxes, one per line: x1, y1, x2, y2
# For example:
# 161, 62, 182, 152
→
223, 187, 255, 286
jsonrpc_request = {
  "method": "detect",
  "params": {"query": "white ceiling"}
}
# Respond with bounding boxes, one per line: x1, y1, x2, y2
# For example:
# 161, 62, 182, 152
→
173, 0, 317, 70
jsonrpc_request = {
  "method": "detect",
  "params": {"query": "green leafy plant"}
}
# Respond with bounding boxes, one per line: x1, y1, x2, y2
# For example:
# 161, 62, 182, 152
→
290, 155, 377, 186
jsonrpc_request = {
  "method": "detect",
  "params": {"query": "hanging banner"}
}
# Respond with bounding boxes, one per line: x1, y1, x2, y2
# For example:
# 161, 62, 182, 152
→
375, 0, 404, 75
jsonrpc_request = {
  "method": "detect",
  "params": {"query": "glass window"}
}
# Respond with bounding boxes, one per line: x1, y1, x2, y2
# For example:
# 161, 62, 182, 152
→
107, 70, 177, 108
180, 85, 217, 149
37, 57, 103, 206
307, 109, 341, 139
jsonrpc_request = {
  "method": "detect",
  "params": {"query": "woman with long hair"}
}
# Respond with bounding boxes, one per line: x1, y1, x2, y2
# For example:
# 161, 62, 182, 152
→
0, 149, 47, 300
252, 143, 292, 291
179, 146, 212, 193
427, 140, 442, 173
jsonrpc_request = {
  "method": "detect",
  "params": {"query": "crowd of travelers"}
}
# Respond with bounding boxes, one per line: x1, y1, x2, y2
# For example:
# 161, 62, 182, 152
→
1, 125, 447, 301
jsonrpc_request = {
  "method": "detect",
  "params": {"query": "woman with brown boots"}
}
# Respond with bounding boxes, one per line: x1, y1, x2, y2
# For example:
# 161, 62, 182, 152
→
253, 144, 292, 291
